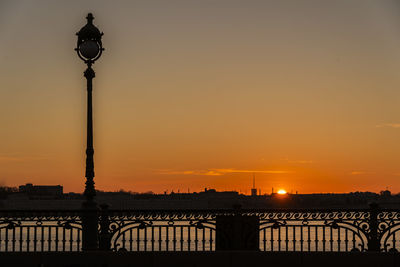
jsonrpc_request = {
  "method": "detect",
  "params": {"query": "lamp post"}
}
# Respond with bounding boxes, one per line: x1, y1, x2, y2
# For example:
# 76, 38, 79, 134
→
75, 13, 104, 250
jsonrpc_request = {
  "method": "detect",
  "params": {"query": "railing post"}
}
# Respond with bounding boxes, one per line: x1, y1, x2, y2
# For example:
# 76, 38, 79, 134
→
368, 202, 380, 252
99, 204, 111, 251
81, 201, 99, 251
216, 205, 259, 251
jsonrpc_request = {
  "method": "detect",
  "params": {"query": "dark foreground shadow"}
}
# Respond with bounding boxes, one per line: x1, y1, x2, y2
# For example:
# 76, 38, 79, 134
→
0, 251, 399, 267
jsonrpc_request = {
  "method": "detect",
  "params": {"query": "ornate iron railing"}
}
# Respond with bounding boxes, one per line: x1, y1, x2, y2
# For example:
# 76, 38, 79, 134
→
105, 210, 216, 251
1, 205, 400, 252
257, 210, 370, 252
0, 211, 82, 252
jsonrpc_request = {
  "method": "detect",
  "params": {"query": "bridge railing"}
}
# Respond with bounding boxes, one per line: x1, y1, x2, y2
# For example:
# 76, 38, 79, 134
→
1, 204, 399, 252
0, 210, 82, 252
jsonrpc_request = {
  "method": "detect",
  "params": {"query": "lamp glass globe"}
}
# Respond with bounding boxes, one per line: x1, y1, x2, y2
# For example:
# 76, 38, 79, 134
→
79, 40, 99, 59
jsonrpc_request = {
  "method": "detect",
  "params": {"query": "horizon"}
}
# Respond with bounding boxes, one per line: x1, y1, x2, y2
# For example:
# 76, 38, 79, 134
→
3, 182, 396, 196
2, 1, 400, 194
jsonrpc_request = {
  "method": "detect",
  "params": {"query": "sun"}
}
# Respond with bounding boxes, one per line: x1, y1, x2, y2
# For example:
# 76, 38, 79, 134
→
277, 189, 287, 195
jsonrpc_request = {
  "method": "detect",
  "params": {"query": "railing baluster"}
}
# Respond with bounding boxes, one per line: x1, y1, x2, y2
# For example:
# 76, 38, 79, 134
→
41, 227, 45, 251
56, 226, 59, 251
137, 227, 140, 251
71, 228, 75, 251
278, 226, 281, 251
20, 226, 23, 251
166, 226, 169, 251
151, 226, 154, 251
144, 226, 148, 251
68, 228, 74, 251
55, 226, 59, 252
158, 226, 162, 251
12, 227, 16, 252
194, 226, 198, 251
271, 226, 274, 251
75, 228, 79, 251
27, 226, 30, 252
209, 227, 213, 251
202, 227, 206, 251
345, 229, 348, 251
322, 225, 326, 252
285, 225, 289, 251
330, 226, 333, 251
173, 226, 176, 251
262, 228, 266, 251
69, 227, 73, 251
11, 226, 15, 252
5, 226, 9, 252
48, 226, 52, 251
62, 226, 66, 251
150, 225, 154, 251
180, 226, 184, 251
307, 225, 311, 251
187, 226, 191, 251
129, 228, 133, 251
315, 226, 318, 252
300, 225, 303, 252
293, 226, 296, 251
337, 227, 341, 252
76, 228, 81, 251
70, 228, 74, 251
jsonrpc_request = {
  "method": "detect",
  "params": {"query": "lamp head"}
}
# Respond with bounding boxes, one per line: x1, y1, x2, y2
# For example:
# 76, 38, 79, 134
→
76, 13, 104, 64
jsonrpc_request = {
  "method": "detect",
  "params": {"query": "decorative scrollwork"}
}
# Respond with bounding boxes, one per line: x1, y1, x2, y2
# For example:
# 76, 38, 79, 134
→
0, 220, 21, 230
377, 211, 400, 252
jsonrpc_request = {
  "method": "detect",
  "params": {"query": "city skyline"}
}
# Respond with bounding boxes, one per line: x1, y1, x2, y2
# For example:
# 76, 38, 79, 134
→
2, 181, 394, 196
2, 1, 400, 194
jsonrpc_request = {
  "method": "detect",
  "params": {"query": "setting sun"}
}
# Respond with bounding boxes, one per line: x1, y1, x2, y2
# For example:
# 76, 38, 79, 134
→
277, 189, 287, 195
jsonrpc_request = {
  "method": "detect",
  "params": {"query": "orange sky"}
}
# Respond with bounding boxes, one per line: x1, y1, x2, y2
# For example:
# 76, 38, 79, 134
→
1, 1, 400, 194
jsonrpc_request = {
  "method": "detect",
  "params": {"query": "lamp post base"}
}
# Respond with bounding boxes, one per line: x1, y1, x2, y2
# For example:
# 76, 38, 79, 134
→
81, 200, 99, 251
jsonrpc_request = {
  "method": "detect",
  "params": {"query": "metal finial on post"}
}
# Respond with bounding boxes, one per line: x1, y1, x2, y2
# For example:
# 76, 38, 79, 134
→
86, 13, 94, 23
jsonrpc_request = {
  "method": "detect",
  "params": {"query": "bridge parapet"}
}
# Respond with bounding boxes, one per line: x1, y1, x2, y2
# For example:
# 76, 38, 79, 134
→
0, 204, 399, 252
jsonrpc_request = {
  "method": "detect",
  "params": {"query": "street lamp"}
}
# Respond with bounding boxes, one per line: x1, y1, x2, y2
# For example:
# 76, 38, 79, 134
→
76, 13, 104, 250
76, 13, 103, 204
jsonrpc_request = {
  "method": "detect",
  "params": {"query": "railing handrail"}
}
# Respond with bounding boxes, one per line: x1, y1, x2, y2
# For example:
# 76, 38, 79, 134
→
0, 208, 385, 213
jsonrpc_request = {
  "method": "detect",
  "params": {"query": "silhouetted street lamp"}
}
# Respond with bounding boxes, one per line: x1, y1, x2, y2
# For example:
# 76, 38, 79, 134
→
75, 13, 104, 250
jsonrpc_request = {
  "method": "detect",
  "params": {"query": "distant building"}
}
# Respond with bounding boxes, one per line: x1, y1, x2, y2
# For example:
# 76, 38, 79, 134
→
251, 174, 257, 196
380, 190, 391, 197
251, 188, 257, 196
19, 183, 63, 197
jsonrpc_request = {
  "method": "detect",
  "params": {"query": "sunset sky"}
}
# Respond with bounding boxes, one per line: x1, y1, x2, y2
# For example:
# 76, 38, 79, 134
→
1, 0, 400, 194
